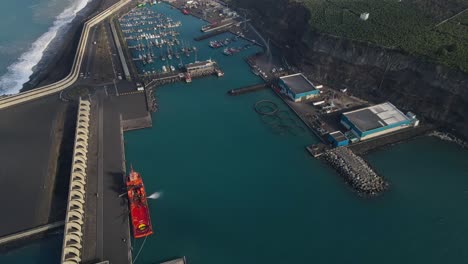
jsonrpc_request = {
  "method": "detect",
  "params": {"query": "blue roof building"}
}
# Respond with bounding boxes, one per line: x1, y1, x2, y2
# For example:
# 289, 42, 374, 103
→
278, 73, 320, 102
328, 131, 349, 147
341, 102, 418, 141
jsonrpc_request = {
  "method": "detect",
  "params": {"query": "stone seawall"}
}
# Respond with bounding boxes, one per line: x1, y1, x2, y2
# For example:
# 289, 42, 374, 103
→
321, 147, 388, 196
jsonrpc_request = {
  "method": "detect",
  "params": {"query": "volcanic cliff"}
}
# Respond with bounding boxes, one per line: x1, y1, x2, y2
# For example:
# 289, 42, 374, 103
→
229, 0, 468, 139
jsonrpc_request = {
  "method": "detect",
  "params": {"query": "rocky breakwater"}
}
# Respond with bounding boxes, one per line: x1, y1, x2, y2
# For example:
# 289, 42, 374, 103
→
321, 147, 388, 196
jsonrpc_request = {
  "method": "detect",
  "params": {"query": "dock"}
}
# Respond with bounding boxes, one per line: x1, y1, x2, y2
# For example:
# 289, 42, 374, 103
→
161, 257, 187, 264
194, 29, 228, 41
306, 143, 330, 158
228, 83, 268, 95
110, 19, 131, 80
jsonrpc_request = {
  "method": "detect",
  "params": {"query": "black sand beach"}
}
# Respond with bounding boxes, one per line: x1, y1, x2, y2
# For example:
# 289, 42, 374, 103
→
21, 0, 118, 91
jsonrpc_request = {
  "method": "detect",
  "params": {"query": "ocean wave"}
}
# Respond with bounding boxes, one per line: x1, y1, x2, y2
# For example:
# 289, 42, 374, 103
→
0, 0, 91, 95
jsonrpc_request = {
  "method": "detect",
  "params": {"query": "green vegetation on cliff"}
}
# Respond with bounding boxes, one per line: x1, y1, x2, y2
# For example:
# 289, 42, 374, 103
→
304, 0, 468, 71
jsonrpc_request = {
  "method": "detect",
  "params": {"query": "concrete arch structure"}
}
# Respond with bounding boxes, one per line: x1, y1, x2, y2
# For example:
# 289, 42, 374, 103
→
75, 143, 88, 153
69, 200, 84, 211
66, 222, 82, 233
61, 99, 92, 263
71, 173, 86, 183
73, 155, 87, 165
71, 182, 86, 192
70, 190, 85, 200
74, 163, 87, 173
63, 261, 80, 264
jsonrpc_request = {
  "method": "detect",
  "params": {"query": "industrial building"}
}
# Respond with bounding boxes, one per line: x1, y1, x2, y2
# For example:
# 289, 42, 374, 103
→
341, 102, 419, 141
185, 59, 216, 77
278, 73, 320, 102
328, 131, 349, 147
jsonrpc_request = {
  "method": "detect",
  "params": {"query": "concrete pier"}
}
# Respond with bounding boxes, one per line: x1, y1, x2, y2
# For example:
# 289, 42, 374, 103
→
194, 29, 229, 41
110, 19, 131, 80
228, 83, 267, 95
161, 257, 186, 264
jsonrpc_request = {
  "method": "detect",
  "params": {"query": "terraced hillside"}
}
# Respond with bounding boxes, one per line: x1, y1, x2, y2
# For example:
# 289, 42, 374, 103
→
304, 0, 468, 71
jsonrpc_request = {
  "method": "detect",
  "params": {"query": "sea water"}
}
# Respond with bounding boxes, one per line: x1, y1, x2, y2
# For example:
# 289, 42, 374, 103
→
0, 0, 91, 94
2, 3, 468, 264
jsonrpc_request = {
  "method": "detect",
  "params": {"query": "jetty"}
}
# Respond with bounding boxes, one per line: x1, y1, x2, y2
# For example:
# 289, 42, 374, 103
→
228, 83, 268, 95
321, 147, 388, 196
194, 29, 229, 41
161, 257, 187, 264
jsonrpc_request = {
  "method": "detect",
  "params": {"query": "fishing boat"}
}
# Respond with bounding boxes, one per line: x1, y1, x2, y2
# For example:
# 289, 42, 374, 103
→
126, 166, 153, 239
182, 9, 189, 15
185, 72, 192, 83
215, 69, 224, 77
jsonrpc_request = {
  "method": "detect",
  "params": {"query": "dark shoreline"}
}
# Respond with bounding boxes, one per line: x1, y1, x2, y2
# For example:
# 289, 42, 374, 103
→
21, 0, 106, 92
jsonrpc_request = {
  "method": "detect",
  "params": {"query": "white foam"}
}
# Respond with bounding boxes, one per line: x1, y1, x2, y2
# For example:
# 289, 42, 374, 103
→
0, 0, 92, 95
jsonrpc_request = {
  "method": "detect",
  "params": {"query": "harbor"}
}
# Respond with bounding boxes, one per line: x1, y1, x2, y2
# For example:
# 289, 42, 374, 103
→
1, 0, 468, 264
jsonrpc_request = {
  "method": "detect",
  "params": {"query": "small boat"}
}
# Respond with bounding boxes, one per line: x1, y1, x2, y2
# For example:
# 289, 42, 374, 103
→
215, 69, 224, 77
185, 72, 192, 83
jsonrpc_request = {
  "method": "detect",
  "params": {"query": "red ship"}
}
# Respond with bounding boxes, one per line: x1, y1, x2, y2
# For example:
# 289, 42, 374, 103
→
126, 166, 153, 238
182, 9, 189, 15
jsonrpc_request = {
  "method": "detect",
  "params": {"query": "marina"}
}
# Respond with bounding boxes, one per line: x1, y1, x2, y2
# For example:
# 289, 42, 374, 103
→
118, 6, 199, 77
118, 4, 228, 86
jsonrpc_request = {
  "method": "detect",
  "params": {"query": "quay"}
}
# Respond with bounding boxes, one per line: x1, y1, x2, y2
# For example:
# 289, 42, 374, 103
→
228, 83, 268, 95
194, 29, 228, 41
110, 18, 131, 80
160, 257, 187, 264
143, 60, 223, 87
77, 91, 152, 264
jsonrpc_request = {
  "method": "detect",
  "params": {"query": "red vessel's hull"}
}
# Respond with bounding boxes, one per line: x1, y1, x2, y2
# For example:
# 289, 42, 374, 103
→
126, 167, 153, 238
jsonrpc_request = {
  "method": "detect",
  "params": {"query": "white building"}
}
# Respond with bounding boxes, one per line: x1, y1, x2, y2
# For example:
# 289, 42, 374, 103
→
360, 12, 369, 21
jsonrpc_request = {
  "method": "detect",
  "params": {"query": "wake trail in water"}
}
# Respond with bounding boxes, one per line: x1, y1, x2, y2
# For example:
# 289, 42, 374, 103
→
147, 191, 163, 200
0, 0, 92, 95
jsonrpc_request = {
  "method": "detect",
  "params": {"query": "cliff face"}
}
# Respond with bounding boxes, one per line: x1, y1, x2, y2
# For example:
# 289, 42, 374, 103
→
232, 1, 468, 139
294, 32, 468, 139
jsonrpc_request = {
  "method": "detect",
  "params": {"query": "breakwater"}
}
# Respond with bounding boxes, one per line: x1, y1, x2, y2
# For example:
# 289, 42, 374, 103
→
321, 147, 388, 196
228, 83, 267, 95
429, 131, 468, 149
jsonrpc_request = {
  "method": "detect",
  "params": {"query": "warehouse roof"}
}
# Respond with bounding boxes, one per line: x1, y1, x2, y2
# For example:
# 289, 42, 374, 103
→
343, 102, 410, 132
329, 131, 347, 142
280, 73, 317, 94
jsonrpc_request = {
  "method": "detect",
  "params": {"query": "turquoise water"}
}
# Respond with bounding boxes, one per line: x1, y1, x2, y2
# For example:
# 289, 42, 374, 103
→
2, 3, 468, 264
122, 3, 468, 264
